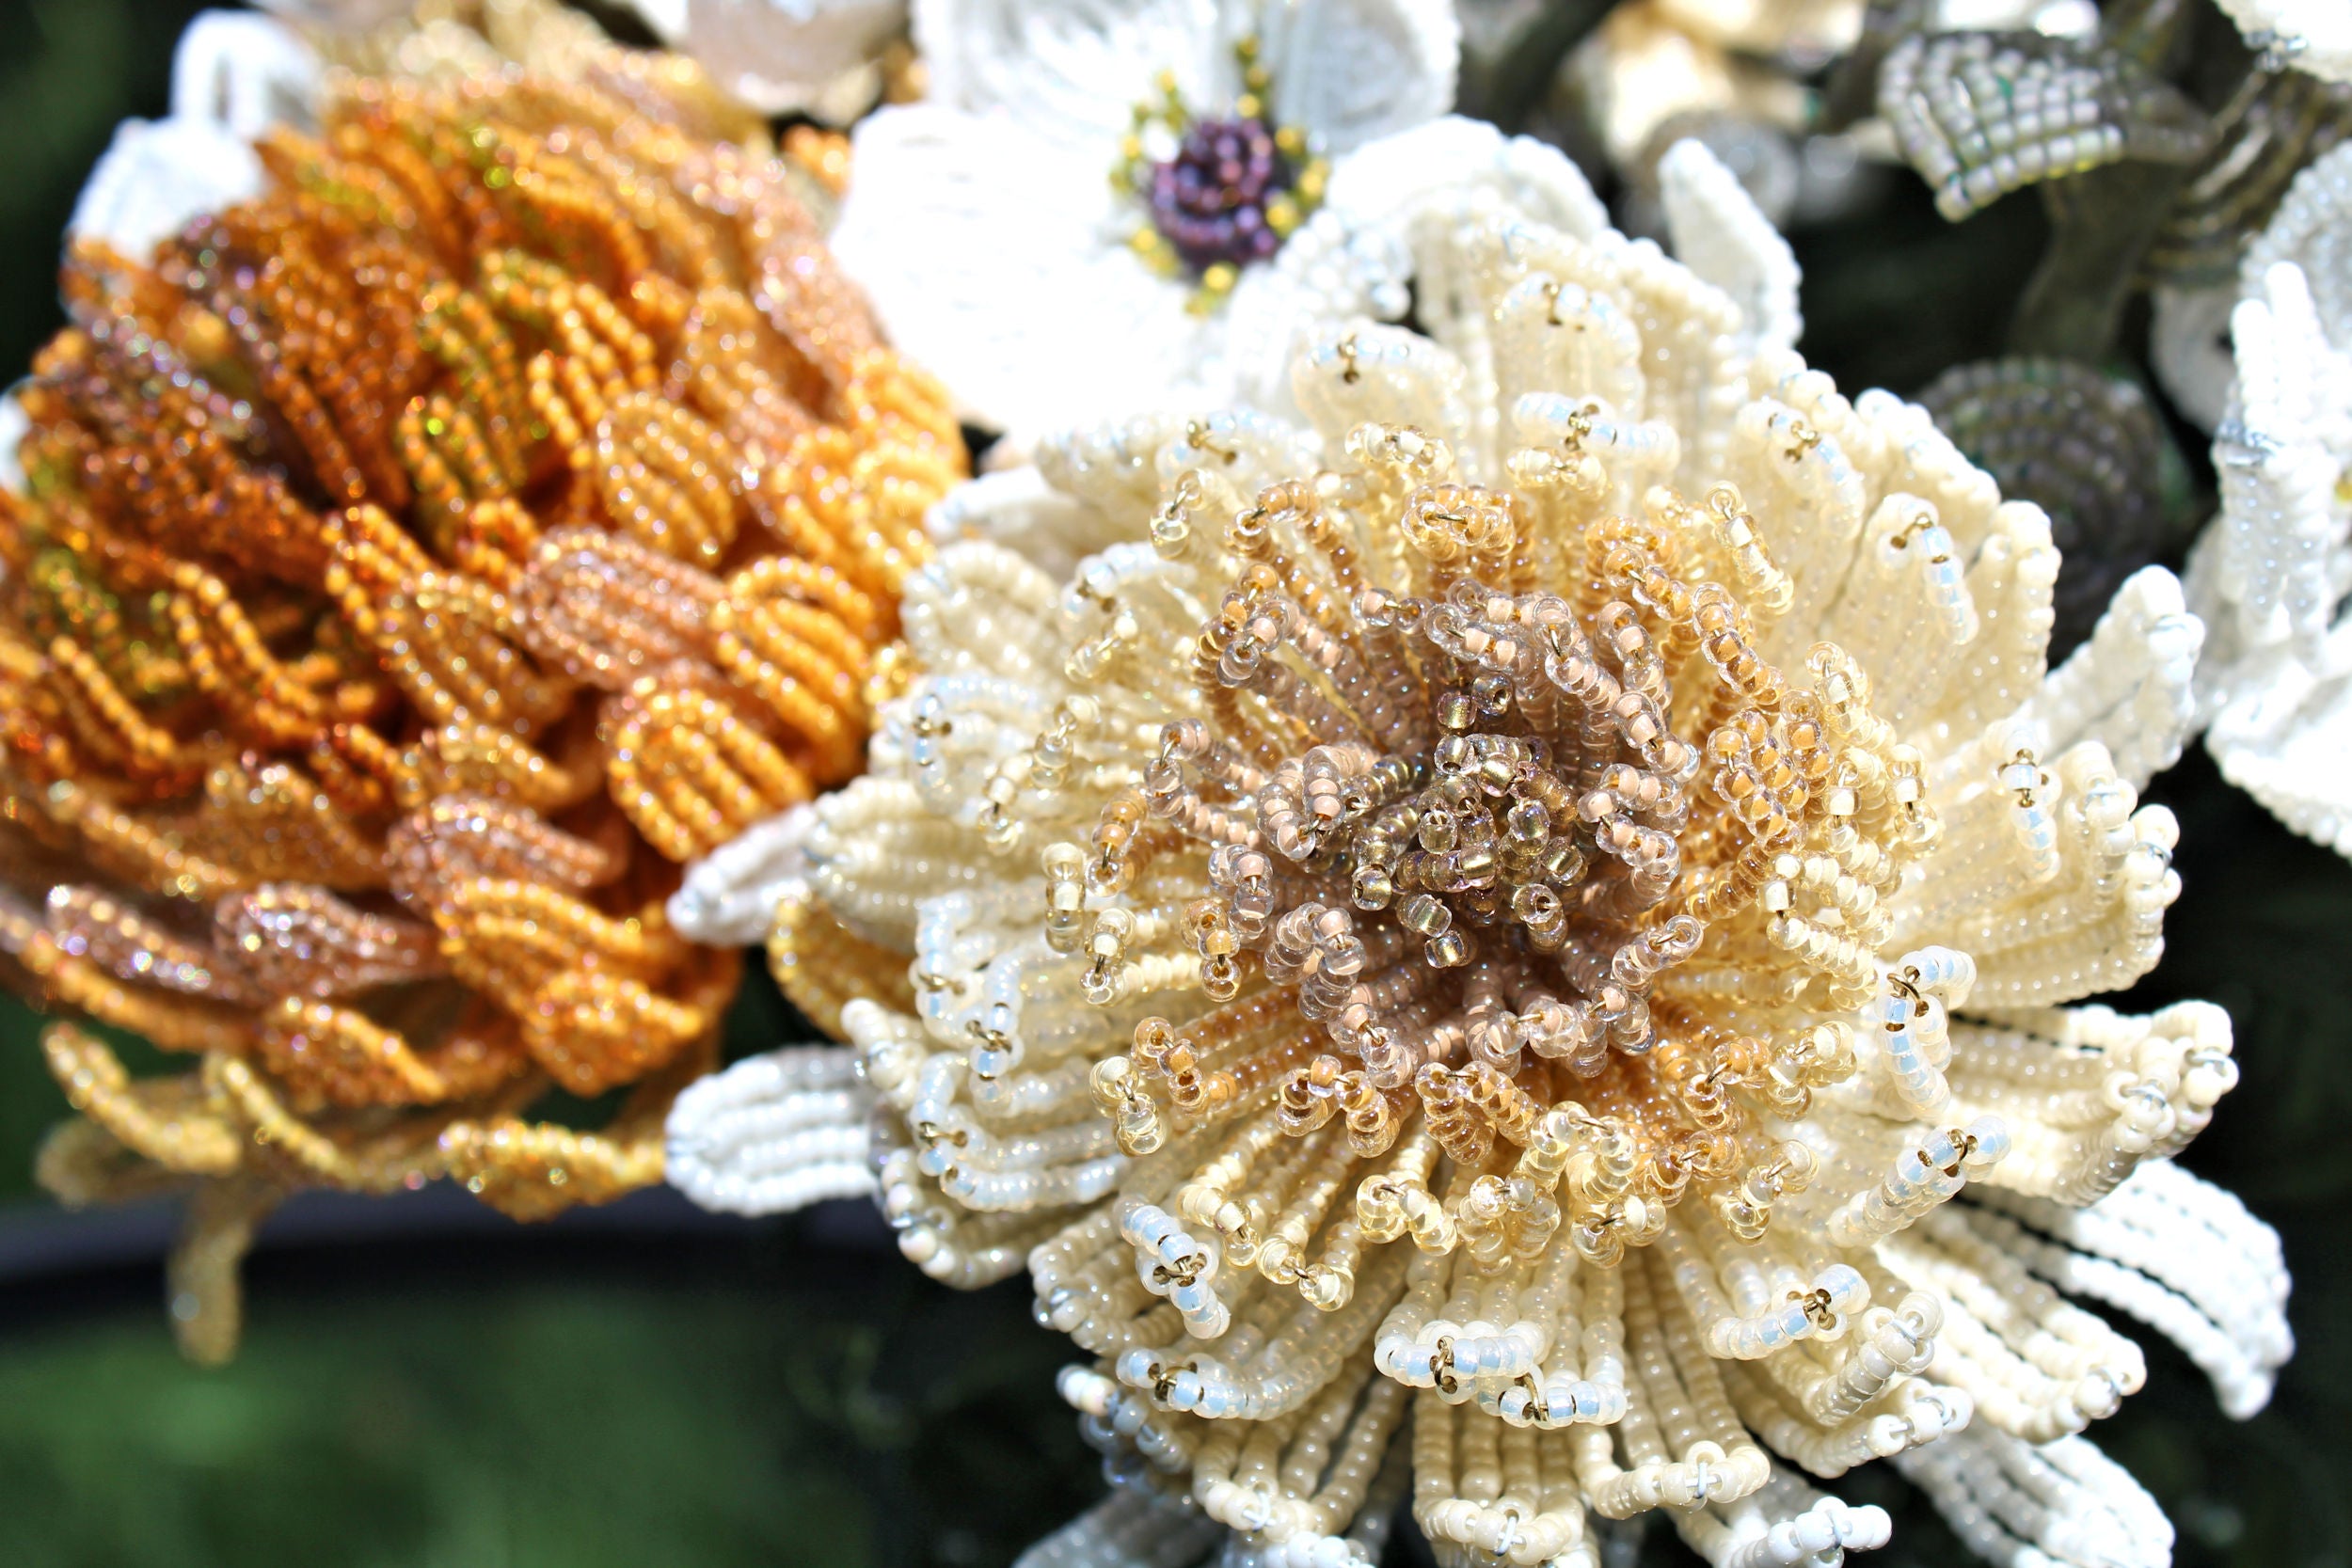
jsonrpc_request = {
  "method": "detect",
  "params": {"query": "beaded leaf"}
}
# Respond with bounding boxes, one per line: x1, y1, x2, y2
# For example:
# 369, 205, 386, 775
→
1878, 31, 2210, 222
2144, 66, 2352, 287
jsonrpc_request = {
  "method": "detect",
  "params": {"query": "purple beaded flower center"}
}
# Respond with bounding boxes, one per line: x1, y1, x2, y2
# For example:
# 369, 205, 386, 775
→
1145, 117, 1294, 274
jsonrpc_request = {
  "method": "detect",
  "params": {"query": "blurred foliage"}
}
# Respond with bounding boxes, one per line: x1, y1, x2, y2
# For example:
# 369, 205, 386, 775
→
0, 0, 2343, 1565
0, 1251, 1099, 1568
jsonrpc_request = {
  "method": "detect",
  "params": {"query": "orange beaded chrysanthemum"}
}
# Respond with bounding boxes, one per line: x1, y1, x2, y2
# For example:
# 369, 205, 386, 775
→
0, 64, 961, 1358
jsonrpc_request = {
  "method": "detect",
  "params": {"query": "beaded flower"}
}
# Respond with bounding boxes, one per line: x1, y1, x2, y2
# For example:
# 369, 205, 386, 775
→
827, 0, 1471, 436
671, 142, 2289, 1567
2185, 143, 2352, 855
0, 63, 961, 1360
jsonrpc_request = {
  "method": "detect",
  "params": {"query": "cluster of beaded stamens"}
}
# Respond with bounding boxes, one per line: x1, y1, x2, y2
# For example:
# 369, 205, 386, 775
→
1116, 39, 1330, 311
0, 66, 962, 1359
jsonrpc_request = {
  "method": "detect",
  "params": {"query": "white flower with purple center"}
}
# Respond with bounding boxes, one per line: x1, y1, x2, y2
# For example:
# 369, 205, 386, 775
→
831, 0, 1489, 439
1114, 47, 1329, 306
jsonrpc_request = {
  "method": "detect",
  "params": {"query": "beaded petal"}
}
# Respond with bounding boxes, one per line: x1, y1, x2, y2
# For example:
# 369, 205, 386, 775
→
64, 12, 320, 261
674, 142, 2285, 1568
1915, 358, 2185, 659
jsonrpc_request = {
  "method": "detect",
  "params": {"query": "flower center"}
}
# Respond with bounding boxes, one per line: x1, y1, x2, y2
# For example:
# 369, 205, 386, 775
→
1116, 41, 1329, 310
1146, 116, 1294, 274
1057, 441, 1947, 1276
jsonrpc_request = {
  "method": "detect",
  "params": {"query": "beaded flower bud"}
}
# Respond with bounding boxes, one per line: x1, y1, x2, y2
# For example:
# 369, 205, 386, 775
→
675, 144, 2288, 1568
0, 62, 962, 1361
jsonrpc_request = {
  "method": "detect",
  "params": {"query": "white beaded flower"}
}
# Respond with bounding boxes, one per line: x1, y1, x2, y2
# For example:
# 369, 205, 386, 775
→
674, 141, 2289, 1568
2185, 143, 2352, 855
622, 0, 907, 120
828, 0, 1471, 438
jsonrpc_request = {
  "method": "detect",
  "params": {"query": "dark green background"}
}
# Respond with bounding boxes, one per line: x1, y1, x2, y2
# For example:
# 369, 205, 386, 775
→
0, 3, 2341, 1564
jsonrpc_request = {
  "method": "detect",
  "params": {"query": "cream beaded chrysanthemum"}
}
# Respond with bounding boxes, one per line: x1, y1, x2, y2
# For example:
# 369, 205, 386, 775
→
2185, 143, 2352, 855
670, 143, 2291, 1568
